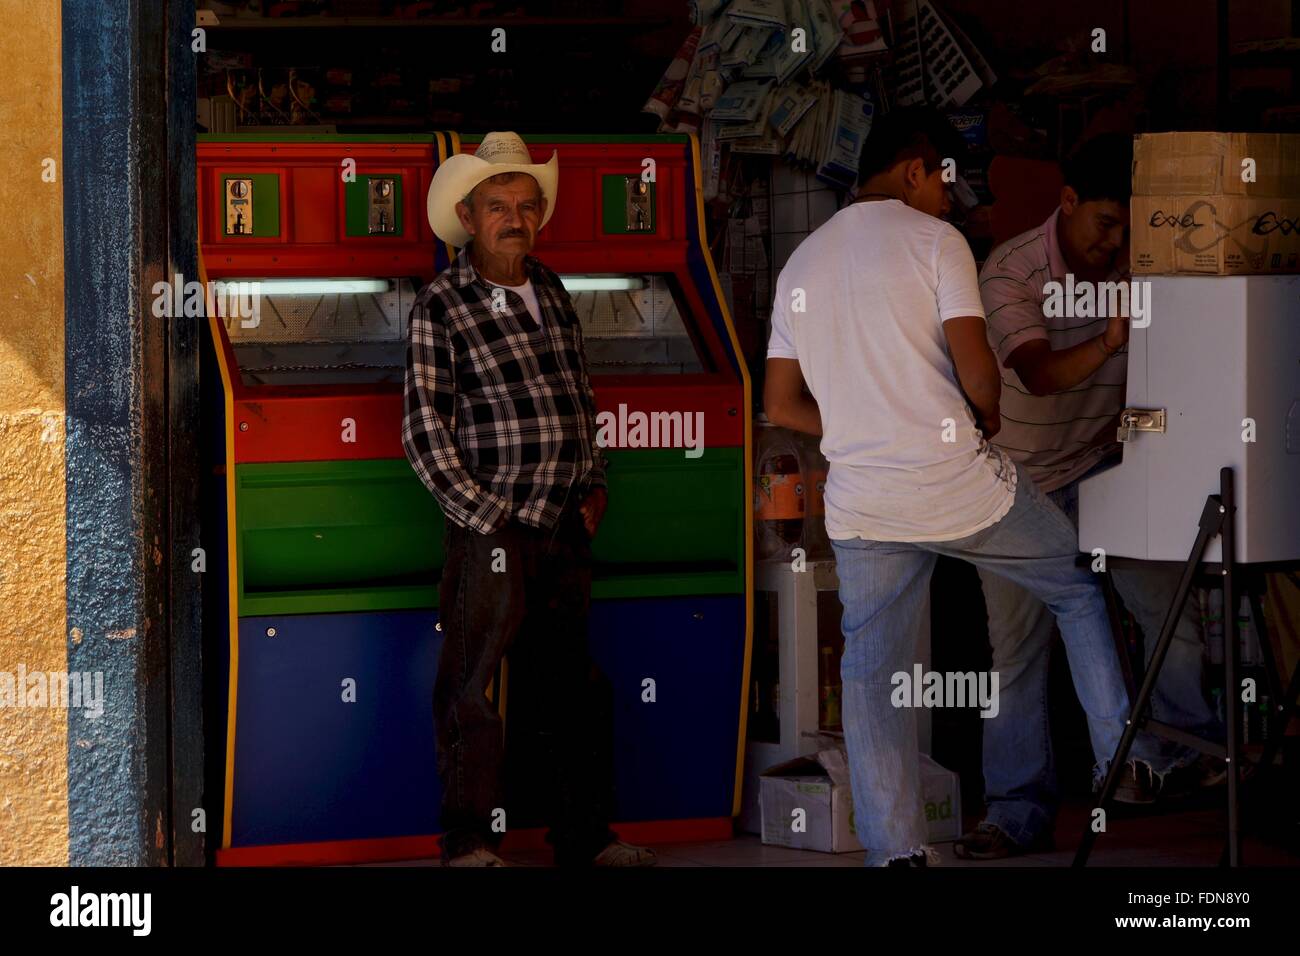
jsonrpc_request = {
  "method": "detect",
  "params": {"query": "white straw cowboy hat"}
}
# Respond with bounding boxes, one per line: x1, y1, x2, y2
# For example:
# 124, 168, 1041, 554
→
427, 131, 559, 247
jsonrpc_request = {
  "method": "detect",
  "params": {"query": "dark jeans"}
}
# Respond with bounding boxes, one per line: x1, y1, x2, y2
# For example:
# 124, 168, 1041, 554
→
434, 500, 617, 864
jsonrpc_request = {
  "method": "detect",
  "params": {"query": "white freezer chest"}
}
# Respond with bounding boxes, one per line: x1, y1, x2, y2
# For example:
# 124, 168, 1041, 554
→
1078, 275, 1300, 565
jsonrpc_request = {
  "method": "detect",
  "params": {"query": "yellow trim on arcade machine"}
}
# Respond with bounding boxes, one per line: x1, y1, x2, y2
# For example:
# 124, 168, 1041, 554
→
196, 242, 242, 851
685, 132, 755, 819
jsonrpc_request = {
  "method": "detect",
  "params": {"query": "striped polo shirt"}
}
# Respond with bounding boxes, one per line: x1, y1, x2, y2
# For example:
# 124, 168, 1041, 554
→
978, 208, 1126, 493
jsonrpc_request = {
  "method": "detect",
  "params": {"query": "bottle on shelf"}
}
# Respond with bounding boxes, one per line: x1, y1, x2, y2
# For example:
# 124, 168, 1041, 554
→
1205, 587, 1225, 666
1237, 595, 1260, 667
749, 624, 781, 743
819, 645, 841, 731
754, 415, 806, 561
1210, 685, 1225, 725
770, 679, 781, 737
795, 430, 831, 560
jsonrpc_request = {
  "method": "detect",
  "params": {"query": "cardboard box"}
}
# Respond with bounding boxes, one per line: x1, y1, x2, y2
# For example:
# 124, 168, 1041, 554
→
1133, 132, 1300, 197
759, 748, 961, 854
1130, 195, 1300, 275
1130, 132, 1300, 275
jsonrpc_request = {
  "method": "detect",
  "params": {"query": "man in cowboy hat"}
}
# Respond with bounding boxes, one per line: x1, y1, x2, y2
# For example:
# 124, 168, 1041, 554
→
403, 131, 655, 868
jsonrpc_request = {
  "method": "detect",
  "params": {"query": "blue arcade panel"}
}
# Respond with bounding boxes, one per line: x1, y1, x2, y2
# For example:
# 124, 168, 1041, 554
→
228, 595, 745, 847
589, 595, 747, 822
230, 609, 442, 847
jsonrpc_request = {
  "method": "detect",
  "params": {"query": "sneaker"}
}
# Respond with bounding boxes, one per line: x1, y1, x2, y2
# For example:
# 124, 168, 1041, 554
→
1111, 761, 1159, 805
443, 847, 509, 867
591, 840, 657, 867
953, 822, 1041, 860
1178, 753, 1256, 789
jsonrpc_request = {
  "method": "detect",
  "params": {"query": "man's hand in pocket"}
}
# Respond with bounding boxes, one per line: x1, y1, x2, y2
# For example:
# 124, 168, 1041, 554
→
579, 486, 608, 538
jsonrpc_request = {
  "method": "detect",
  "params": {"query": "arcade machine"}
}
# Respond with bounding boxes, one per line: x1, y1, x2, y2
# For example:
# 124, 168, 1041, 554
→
199, 131, 752, 865
198, 133, 453, 865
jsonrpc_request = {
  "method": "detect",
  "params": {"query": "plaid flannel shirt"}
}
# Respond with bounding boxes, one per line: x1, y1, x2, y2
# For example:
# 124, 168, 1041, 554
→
402, 242, 607, 534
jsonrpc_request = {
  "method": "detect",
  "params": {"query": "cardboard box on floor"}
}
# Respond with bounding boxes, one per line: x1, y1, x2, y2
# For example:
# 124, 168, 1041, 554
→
1130, 132, 1300, 276
759, 747, 960, 854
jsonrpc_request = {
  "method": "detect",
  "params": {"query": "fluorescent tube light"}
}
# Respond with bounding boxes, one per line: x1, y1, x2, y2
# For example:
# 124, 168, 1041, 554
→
218, 278, 392, 295
559, 276, 647, 292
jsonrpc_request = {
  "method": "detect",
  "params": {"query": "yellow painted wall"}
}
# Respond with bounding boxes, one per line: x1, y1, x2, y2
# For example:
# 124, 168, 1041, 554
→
0, 2, 66, 865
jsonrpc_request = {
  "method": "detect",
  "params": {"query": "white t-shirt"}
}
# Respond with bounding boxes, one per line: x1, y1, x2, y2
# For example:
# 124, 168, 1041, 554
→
487, 277, 543, 327
767, 199, 1017, 542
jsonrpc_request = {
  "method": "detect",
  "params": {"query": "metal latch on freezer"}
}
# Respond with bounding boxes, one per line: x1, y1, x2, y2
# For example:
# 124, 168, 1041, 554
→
1117, 408, 1166, 443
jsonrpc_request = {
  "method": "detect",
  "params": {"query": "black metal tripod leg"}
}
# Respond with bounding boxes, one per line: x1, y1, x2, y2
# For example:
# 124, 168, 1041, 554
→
1219, 468, 1240, 867
1072, 493, 1224, 868
1071, 700, 1148, 867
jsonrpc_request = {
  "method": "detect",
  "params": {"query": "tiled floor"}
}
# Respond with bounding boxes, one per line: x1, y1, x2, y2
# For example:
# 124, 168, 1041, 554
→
366, 797, 1299, 867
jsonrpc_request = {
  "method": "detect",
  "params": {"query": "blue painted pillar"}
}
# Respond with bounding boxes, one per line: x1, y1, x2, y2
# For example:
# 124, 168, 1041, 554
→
62, 0, 179, 865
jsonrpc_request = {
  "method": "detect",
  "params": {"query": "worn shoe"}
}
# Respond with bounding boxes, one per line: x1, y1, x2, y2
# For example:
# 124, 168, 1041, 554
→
591, 840, 657, 867
953, 822, 1040, 860
1170, 753, 1256, 791
443, 847, 509, 867
1111, 762, 1159, 805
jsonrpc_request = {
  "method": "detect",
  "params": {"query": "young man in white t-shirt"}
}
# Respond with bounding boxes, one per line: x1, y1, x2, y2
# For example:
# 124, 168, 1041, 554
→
764, 108, 1138, 866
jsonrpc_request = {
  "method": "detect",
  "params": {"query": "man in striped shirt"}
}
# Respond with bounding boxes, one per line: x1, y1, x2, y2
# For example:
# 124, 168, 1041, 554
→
403, 131, 653, 868
956, 134, 1222, 860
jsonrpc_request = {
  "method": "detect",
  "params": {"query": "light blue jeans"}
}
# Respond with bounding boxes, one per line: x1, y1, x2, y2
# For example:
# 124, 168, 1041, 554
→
831, 463, 1137, 865
977, 468, 1221, 847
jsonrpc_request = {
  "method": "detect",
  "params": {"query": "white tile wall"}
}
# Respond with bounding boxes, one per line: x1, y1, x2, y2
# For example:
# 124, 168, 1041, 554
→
770, 164, 846, 272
